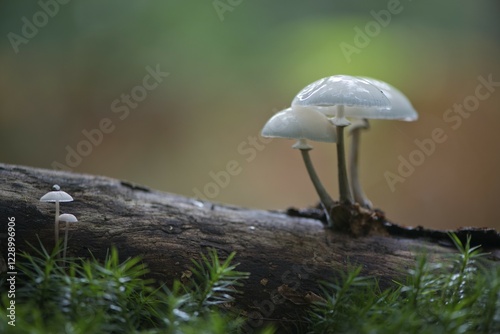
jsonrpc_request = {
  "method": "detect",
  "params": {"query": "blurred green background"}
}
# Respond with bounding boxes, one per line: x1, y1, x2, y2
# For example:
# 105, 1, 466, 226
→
1, 1, 499, 230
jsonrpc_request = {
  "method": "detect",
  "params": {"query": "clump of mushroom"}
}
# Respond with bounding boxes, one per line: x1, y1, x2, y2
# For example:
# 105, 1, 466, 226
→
261, 106, 337, 226
261, 74, 418, 229
40, 185, 74, 245
291, 75, 391, 204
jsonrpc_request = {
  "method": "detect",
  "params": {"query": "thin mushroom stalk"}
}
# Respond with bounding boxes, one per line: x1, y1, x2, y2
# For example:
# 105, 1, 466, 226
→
349, 119, 373, 209
63, 220, 69, 260
332, 105, 353, 204
260, 107, 337, 227
55, 202, 60, 245
59, 213, 78, 263
299, 149, 335, 209
294, 140, 335, 226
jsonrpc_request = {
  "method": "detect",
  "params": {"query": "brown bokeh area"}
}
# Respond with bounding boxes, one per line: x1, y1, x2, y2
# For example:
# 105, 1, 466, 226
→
1, 1, 499, 230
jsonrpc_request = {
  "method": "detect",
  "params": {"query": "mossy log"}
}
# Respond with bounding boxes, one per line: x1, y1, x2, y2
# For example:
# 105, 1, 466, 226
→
1, 163, 499, 331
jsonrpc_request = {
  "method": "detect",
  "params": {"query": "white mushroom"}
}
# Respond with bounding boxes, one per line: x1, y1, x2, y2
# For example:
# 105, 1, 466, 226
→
292, 75, 391, 204
347, 77, 418, 209
59, 213, 78, 261
261, 106, 337, 226
40, 185, 74, 246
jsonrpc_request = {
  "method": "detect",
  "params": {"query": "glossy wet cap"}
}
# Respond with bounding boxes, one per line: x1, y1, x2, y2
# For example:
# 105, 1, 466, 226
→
292, 75, 391, 116
348, 77, 418, 121
261, 107, 337, 148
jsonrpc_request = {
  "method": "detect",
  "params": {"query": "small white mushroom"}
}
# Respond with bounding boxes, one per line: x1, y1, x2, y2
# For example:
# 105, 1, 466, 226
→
261, 106, 337, 226
261, 106, 337, 148
59, 213, 78, 261
292, 75, 391, 204
347, 77, 418, 209
40, 185, 74, 246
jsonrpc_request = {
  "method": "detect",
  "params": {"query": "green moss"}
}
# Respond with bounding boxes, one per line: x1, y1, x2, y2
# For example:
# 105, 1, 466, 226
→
308, 234, 500, 334
2, 234, 498, 333
0, 243, 264, 334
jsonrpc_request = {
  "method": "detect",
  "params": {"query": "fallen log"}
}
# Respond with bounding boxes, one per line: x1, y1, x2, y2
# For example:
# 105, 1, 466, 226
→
1, 162, 499, 331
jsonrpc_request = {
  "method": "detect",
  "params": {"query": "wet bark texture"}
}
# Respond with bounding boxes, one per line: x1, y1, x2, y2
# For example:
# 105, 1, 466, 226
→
1, 163, 499, 331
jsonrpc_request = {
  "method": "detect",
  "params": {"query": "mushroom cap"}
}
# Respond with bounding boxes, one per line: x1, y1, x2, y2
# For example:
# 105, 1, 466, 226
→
345, 77, 418, 121
58, 213, 78, 223
261, 107, 337, 146
292, 75, 391, 116
40, 189, 74, 202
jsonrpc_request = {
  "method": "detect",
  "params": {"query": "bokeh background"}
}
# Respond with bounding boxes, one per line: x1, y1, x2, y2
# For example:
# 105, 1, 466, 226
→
1, 1, 499, 230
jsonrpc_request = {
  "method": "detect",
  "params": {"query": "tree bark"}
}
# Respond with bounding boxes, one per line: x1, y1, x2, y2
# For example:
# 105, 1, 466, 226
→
1, 163, 499, 331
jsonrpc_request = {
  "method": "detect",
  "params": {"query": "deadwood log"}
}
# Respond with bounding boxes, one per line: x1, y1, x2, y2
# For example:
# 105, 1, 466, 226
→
1, 162, 499, 331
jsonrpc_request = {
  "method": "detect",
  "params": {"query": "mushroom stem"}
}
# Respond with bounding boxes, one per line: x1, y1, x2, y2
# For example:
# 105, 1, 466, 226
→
300, 149, 336, 214
349, 119, 373, 209
63, 221, 69, 261
333, 106, 353, 204
55, 201, 60, 246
